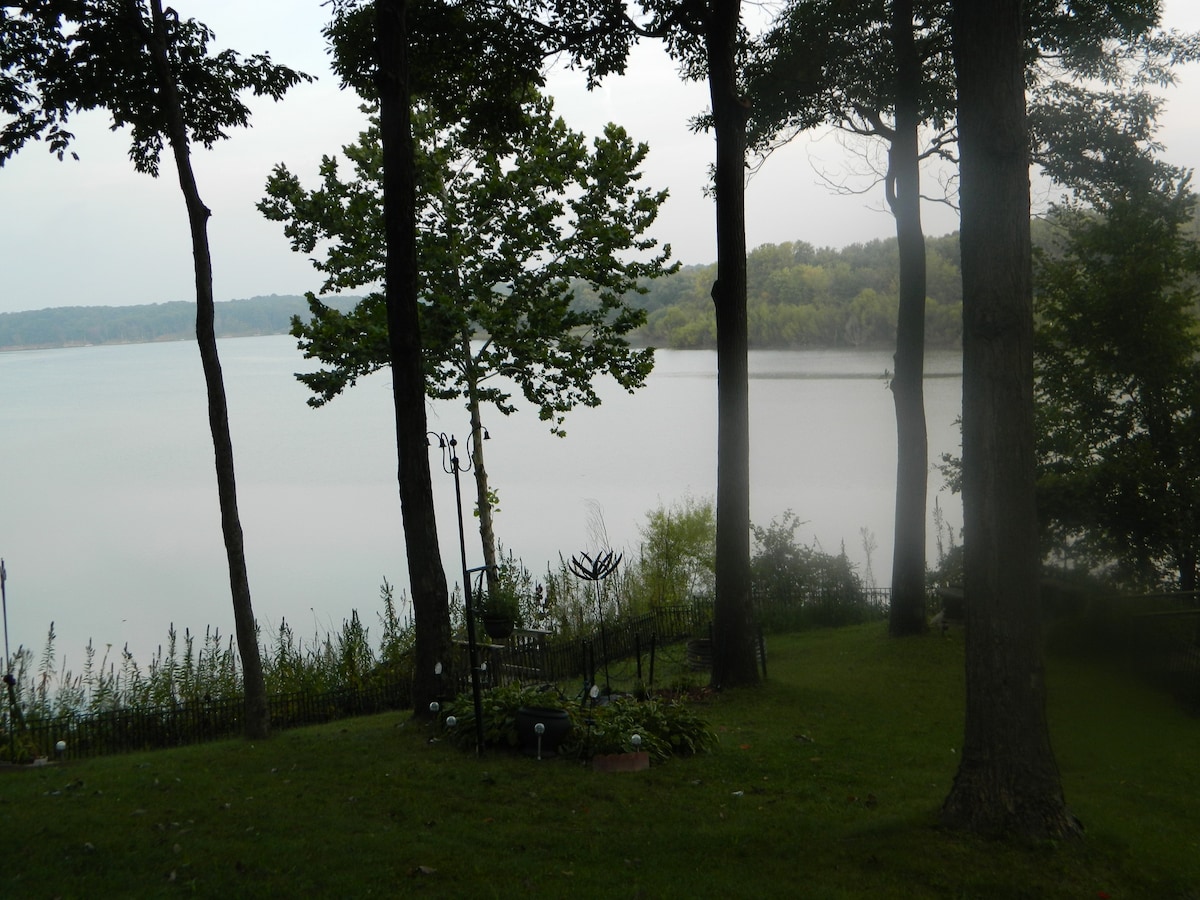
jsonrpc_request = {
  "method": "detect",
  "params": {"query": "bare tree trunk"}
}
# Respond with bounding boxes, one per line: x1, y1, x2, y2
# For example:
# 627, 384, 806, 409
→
144, 0, 269, 739
941, 0, 1078, 839
888, 0, 929, 636
707, 0, 759, 689
376, 0, 452, 714
461, 344, 499, 596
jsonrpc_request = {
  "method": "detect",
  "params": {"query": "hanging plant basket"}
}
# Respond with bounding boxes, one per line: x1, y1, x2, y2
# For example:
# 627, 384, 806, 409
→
481, 615, 515, 640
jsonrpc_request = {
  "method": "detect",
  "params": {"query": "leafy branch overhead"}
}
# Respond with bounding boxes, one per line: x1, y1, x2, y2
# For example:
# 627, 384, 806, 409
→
259, 93, 677, 435
0, 0, 312, 171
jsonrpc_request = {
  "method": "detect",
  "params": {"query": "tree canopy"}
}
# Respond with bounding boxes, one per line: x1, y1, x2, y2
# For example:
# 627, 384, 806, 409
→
259, 93, 674, 436
0, 0, 310, 170
1036, 162, 1200, 591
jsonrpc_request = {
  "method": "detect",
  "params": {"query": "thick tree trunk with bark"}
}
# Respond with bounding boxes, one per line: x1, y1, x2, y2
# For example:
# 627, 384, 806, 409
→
376, 0, 452, 714
467, 390, 500, 598
145, 0, 269, 739
706, 0, 759, 689
941, 0, 1079, 839
888, 0, 929, 636
459, 341, 499, 596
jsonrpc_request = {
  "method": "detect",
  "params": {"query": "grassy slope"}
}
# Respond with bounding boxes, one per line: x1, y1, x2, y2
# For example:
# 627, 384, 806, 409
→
2, 623, 1196, 899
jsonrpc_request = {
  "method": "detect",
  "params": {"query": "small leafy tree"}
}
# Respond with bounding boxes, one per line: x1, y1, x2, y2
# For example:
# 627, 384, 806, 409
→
751, 511, 871, 629
260, 92, 675, 593
635, 495, 717, 608
1036, 163, 1200, 590
2, 0, 310, 739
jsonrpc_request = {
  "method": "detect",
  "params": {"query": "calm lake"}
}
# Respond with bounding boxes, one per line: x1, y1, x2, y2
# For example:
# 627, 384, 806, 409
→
1, 335, 963, 666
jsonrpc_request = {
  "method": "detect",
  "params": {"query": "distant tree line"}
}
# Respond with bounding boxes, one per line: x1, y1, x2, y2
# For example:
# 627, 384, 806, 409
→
4, 232, 972, 353
618, 232, 965, 350
20, 215, 1198, 355
0, 294, 360, 351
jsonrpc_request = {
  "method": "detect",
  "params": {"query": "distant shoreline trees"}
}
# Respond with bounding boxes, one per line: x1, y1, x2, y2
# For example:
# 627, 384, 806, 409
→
634, 233, 963, 350
1, 231, 966, 352
0, 294, 357, 351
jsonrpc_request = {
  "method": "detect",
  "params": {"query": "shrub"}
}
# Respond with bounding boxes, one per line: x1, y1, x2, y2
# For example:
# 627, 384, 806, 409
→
438, 682, 562, 752
436, 682, 717, 763
566, 696, 718, 761
751, 510, 879, 630
633, 494, 716, 609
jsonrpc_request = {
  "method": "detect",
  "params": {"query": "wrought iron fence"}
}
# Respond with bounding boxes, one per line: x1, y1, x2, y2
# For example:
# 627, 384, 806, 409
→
6, 676, 413, 761
5, 586, 895, 761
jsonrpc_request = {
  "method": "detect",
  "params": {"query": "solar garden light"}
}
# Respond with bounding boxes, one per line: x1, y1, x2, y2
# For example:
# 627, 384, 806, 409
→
534, 721, 546, 760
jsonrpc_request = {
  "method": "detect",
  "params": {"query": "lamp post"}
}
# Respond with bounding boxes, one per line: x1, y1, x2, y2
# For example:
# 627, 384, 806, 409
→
427, 431, 487, 755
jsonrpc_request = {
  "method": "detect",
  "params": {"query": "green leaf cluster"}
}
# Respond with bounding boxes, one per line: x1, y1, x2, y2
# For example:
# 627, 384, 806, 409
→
260, 93, 675, 436
437, 682, 718, 762
635, 494, 717, 607
750, 510, 876, 630
1036, 162, 1200, 589
1, 1, 311, 171
562, 695, 718, 761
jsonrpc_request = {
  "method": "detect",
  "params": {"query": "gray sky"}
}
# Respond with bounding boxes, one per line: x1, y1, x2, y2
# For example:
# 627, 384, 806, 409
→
1, 1, 1198, 316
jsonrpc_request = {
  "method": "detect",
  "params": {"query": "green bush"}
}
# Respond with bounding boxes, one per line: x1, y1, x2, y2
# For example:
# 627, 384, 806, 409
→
751, 510, 879, 630
566, 696, 718, 761
436, 682, 717, 763
438, 682, 562, 751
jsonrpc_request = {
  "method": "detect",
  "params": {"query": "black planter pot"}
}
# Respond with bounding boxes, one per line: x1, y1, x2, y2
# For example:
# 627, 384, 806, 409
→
516, 706, 572, 757
481, 615, 515, 640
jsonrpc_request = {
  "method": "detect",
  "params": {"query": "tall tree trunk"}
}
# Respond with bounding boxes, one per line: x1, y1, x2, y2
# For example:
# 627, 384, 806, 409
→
888, 0, 929, 636
941, 0, 1079, 839
376, 0, 452, 714
144, 0, 269, 739
706, 0, 759, 689
465, 355, 500, 598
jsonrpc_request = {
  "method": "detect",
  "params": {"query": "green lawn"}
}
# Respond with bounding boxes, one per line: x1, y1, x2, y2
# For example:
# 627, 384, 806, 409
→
3, 623, 1197, 898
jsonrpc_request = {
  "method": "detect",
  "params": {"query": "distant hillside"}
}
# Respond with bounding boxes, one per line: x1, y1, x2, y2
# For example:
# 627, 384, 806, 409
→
618, 232, 965, 350
0, 294, 360, 351
2, 233, 971, 353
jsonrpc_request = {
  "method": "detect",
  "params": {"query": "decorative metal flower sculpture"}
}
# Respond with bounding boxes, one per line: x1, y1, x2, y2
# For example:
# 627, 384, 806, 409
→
569, 550, 622, 695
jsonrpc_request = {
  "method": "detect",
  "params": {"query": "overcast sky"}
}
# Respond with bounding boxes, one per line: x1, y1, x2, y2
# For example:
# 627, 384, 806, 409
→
1, 1, 1199, 316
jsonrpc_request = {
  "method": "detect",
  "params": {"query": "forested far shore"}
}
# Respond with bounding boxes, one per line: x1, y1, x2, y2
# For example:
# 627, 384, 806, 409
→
3, 233, 968, 352
0, 294, 364, 351
10, 215, 1199, 354
627, 231, 964, 349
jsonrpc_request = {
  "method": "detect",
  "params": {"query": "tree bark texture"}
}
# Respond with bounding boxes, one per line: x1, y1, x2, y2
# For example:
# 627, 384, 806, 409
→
376, 0, 452, 715
888, 0, 929, 636
145, 0, 269, 739
706, 0, 759, 689
941, 0, 1079, 839
467, 381, 500, 599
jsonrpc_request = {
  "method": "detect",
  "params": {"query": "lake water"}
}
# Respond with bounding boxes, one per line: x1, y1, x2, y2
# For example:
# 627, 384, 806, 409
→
0, 335, 962, 667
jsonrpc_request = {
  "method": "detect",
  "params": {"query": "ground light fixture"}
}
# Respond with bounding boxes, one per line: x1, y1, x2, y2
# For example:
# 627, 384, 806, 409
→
534, 721, 546, 760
